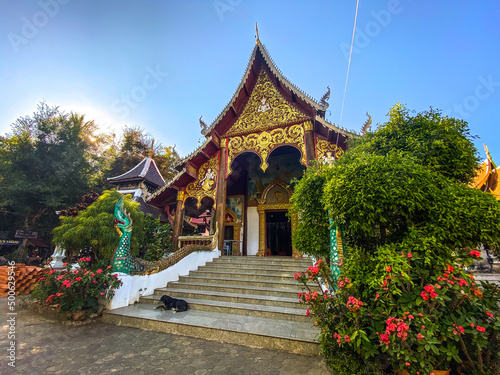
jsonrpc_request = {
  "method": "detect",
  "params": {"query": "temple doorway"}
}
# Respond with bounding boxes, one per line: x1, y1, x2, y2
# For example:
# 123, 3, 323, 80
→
265, 210, 292, 256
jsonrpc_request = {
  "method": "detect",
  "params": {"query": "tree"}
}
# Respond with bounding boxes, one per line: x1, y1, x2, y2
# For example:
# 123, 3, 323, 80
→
291, 105, 500, 374
0, 103, 102, 239
354, 103, 480, 183
52, 190, 146, 260
107, 126, 180, 185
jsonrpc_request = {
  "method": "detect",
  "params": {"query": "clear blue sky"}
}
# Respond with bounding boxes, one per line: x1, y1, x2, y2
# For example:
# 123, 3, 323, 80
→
1, 1, 499, 162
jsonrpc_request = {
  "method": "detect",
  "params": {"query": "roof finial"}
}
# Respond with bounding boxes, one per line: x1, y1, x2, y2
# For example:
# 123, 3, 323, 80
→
149, 139, 155, 158
255, 22, 260, 44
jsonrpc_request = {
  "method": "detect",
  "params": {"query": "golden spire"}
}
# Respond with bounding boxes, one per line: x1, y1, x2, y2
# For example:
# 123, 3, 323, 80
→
255, 22, 260, 44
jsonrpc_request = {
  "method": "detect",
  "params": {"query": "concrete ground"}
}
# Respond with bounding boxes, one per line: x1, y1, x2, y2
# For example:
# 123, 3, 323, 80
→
0, 298, 331, 375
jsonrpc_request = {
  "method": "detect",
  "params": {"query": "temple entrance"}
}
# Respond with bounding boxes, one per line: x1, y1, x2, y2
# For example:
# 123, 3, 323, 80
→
266, 210, 292, 256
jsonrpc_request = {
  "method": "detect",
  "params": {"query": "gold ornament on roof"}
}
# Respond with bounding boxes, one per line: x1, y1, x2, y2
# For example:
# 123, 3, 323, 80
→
316, 139, 344, 165
184, 156, 218, 208
224, 69, 308, 137
227, 123, 307, 175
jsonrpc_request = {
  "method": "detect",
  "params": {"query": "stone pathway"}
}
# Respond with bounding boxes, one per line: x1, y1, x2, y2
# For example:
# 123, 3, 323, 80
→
0, 298, 331, 375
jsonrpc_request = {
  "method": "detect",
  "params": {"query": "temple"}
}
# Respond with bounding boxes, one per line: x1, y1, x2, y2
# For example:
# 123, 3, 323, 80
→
148, 38, 357, 257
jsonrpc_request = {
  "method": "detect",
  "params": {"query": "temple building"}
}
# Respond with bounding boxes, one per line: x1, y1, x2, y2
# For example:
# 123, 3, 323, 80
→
148, 37, 358, 257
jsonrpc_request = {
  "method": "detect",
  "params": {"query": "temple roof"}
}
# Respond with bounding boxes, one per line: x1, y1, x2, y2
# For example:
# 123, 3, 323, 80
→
108, 156, 166, 188
470, 145, 500, 200
147, 39, 358, 207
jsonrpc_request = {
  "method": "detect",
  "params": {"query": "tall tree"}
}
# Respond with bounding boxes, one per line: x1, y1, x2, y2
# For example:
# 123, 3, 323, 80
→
107, 126, 180, 183
0, 103, 100, 236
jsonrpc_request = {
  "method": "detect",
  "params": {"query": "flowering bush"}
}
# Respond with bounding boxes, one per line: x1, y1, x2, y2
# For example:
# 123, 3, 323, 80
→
296, 249, 500, 375
32, 257, 122, 317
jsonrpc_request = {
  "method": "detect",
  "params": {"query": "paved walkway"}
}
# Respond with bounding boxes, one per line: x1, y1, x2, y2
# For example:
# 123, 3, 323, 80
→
0, 298, 331, 375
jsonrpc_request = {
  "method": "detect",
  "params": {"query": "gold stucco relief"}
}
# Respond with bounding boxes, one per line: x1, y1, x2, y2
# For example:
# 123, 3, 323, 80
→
224, 69, 308, 137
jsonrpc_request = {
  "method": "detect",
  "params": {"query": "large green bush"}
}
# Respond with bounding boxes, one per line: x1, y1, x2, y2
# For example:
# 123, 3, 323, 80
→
292, 105, 500, 374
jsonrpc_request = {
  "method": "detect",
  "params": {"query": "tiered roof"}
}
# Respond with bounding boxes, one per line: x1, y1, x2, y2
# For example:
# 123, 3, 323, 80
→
148, 39, 357, 207
108, 156, 165, 188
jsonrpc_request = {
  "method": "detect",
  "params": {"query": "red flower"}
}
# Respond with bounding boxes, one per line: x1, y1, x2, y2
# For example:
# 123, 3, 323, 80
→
96, 269, 102, 274
487, 312, 493, 318
469, 250, 481, 258
407, 253, 412, 258
76, 277, 81, 281
106, 265, 112, 269
405, 362, 410, 366
379, 333, 390, 345
375, 294, 380, 300
100, 292, 105, 296
385, 266, 391, 272
344, 335, 350, 342
306, 309, 310, 316
417, 333, 424, 340
49, 270, 56, 274
476, 326, 486, 332
86, 257, 91, 261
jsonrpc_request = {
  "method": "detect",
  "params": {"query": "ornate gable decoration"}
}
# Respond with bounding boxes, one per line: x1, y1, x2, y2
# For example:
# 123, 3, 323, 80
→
224, 69, 308, 137
184, 155, 218, 208
316, 138, 345, 165
227, 124, 306, 175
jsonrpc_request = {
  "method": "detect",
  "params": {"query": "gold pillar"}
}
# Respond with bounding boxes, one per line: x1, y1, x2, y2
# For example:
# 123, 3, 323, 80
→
215, 139, 228, 251
257, 206, 266, 256
304, 121, 316, 166
172, 190, 185, 250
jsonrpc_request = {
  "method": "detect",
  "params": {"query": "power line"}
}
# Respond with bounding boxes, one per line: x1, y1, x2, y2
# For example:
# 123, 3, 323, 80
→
339, 0, 360, 126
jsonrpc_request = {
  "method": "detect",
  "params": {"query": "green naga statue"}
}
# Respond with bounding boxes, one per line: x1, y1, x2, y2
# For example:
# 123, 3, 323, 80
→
111, 197, 146, 274
111, 196, 219, 275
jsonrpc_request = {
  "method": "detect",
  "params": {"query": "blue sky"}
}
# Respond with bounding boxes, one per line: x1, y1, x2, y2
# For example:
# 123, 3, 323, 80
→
1, 0, 499, 162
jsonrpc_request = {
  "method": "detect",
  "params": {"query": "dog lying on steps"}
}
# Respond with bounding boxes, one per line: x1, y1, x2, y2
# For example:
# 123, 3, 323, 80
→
154, 294, 188, 312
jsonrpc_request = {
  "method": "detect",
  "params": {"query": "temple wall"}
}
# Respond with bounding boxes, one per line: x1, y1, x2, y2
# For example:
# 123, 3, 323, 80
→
246, 207, 259, 256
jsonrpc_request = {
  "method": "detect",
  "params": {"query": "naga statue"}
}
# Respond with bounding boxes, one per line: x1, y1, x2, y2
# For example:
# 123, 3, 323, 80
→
111, 197, 146, 274
111, 197, 218, 275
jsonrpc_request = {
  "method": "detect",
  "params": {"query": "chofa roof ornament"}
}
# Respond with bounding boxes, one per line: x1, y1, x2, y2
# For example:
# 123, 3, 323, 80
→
199, 115, 209, 136
361, 112, 372, 135
319, 86, 330, 110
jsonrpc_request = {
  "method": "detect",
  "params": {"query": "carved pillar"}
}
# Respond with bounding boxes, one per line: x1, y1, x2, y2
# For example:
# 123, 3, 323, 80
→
304, 121, 316, 166
172, 190, 185, 250
291, 213, 302, 258
257, 206, 266, 256
215, 139, 228, 251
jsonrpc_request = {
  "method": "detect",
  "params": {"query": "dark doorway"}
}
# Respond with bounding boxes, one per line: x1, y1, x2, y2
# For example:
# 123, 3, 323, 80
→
223, 226, 234, 256
266, 211, 292, 256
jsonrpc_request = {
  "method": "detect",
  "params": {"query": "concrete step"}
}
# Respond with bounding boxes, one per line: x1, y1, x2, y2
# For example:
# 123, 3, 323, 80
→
140, 294, 311, 322
177, 275, 321, 291
105, 256, 321, 355
154, 287, 301, 309
200, 263, 307, 276
196, 266, 299, 277
103, 303, 319, 356
209, 258, 313, 270
214, 256, 313, 266
189, 269, 298, 282
165, 280, 305, 299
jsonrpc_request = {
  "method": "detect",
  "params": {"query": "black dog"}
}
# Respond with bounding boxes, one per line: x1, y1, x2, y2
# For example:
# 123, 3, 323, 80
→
155, 294, 188, 312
